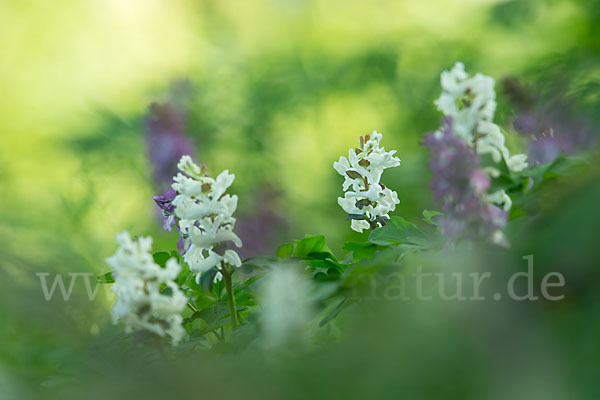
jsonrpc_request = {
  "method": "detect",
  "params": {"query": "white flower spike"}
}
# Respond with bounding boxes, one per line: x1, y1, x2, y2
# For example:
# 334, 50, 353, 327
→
435, 62, 529, 212
334, 131, 400, 232
171, 156, 243, 282
106, 231, 187, 345
435, 62, 528, 175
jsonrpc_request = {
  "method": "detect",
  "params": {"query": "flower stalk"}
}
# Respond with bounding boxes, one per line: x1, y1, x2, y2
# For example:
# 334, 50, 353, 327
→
221, 264, 239, 330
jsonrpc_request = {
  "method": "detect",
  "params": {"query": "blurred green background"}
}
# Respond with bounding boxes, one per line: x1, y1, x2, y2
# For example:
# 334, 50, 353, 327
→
1, 0, 599, 398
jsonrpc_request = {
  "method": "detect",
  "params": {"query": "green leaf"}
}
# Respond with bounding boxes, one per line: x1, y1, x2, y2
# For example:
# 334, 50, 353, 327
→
185, 318, 208, 335
229, 322, 259, 349
306, 251, 338, 262
194, 302, 230, 325
506, 155, 585, 217
199, 268, 219, 294
234, 274, 264, 294
313, 272, 328, 281
185, 302, 236, 334
184, 272, 203, 294
526, 155, 580, 188
369, 216, 431, 248
152, 252, 171, 268
175, 265, 191, 286
307, 259, 342, 273
169, 250, 181, 264
509, 205, 528, 220
212, 276, 225, 299
238, 262, 255, 274
234, 292, 256, 307
193, 296, 217, 311
310, 281, 339, 302
241, 256, 280, 271
97, 271, 114, 284
276, 242, 294, 258
293, 235, 326, 258
422, 209, 444, 226
343, 241, 381, 261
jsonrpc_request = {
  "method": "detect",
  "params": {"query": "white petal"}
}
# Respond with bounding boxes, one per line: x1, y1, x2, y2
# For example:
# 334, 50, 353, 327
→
350, 219, 370, 233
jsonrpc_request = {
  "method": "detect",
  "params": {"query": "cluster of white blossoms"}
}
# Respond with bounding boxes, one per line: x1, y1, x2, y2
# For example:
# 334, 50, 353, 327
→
435, 62, 528, 174
435, 62, 528, 211
171, 155, 243, 281
106, 231, 187, 345
334, 131, 401, 232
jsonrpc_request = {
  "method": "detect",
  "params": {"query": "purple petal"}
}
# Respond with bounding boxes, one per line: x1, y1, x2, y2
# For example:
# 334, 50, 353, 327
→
163, 215, 175, 232
153, 189, 177, 214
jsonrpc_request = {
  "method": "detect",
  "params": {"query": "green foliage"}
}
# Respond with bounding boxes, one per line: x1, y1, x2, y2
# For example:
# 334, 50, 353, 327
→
422, 210, 444, 226
291, 235, 330, 258
185, 303, 231, 336
152, 251, 172, 268
197, 268, 219, 294
369, 216, 435, 249
96, 271, 114, 284
275, 242, 294, 258
319, 298, 351, 327
343, 241, 383, 261
487, 155, 586, 218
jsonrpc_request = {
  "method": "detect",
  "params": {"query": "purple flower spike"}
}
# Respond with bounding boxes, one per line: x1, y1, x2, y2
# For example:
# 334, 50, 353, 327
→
423, 118, 481, 203
236, 184, 289, 258
423, 118, 507, 242
145, 100, 196, 191
470, 170, 490, 195
144, 82, 198, 237
502, 76, 596, 165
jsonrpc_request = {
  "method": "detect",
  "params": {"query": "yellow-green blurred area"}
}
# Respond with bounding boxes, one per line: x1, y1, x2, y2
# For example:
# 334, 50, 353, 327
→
1, 0, 600, 398
1, 0, 592, 254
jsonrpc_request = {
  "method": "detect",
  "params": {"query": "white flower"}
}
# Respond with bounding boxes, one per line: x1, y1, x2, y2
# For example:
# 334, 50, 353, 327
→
436, 62, 497, 143
259, 266, 313, 349
507, 154, 528, 172
333, 131, 401, 232
106, 231, 187, 345
486, 190, 512, 212
177, 155, 202, 178
435, 62, 528, 175
171, 156, 243, 282
435, 62, 528, 216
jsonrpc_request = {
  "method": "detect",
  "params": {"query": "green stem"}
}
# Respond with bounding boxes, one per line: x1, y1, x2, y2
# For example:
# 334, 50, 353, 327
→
210, 330, 223, 342
222, 265, 239, 330
186, 302, 199, 313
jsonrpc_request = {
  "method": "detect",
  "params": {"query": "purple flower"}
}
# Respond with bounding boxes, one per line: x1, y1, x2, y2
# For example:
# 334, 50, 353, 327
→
423, 118, 507, 242
235, 184, 288, 259
176, 227, 188, 255
152, 189, 189, 254
502, 76, 596, 165
153, 189, 177, 213
513, 110, 595, 164
145, 101, 196, 191
145, 82, 197, 235
470, 169, 490, 194
153, 189, 177, 231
